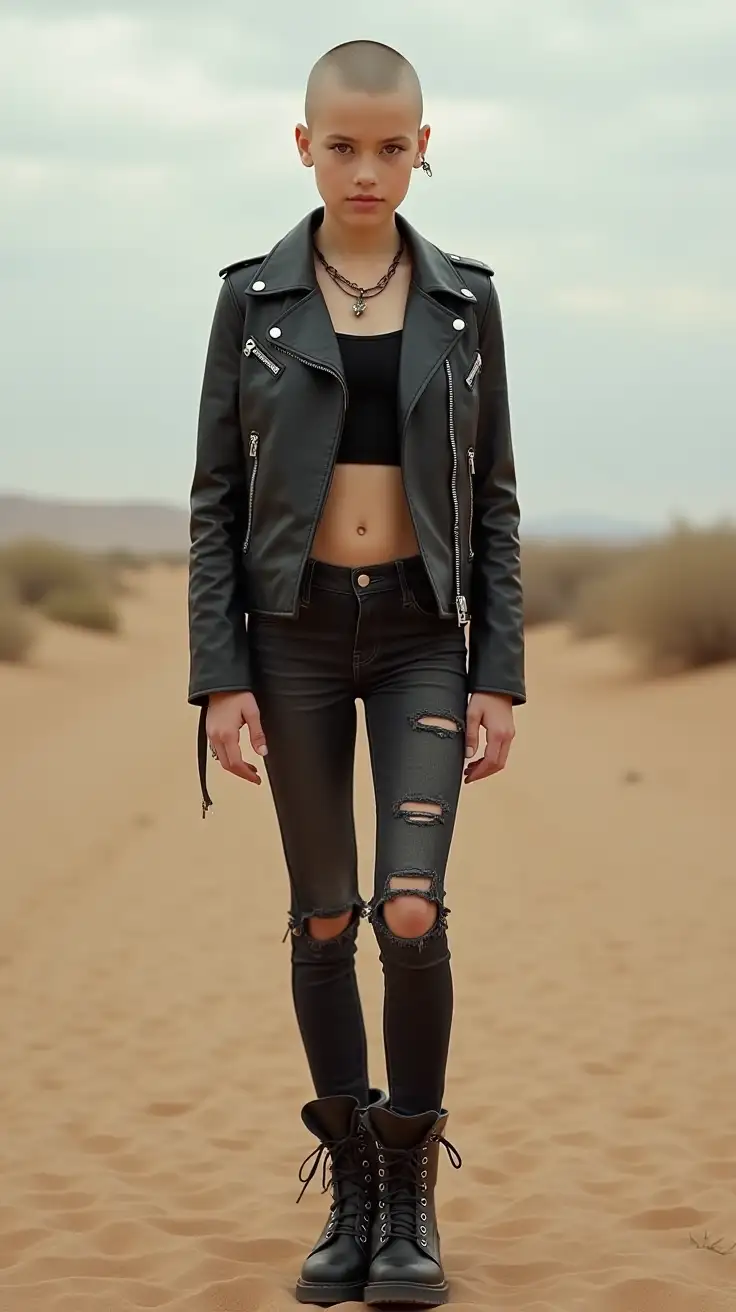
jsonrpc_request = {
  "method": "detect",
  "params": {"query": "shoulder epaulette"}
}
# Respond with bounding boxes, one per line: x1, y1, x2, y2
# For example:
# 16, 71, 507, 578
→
218, 255, 266, 279
445, 252, 494, 276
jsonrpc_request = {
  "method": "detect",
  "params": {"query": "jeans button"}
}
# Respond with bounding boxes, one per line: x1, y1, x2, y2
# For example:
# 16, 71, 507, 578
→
357, 573, 371, 587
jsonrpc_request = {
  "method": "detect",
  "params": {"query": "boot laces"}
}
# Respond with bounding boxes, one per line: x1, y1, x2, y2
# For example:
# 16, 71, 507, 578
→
296, 1133, 371, 1239
376, 1133, 461, 1245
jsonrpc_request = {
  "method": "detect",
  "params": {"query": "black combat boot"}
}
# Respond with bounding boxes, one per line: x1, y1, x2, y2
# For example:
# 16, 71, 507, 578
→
362, 1105, 462, 1307
295, 1088, 387, 1305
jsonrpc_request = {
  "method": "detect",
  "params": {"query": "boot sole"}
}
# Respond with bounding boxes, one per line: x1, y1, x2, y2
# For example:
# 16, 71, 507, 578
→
295, 1276, 366, 1305
364, 1280, 449, 1306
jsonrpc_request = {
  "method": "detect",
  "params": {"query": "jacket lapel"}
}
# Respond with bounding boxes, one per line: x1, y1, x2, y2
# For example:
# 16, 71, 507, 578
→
394, 212, 478, 435
242, 209, 345, 382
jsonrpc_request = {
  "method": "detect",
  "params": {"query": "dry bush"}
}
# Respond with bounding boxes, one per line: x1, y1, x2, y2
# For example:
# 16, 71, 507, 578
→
0, 537, 104, 606
520, 540, 634, 627
0, 601, 35, 663
103, 548, 149, 572
39, 585, 120, 634
575, 525, 736, 671
153, 550, 188, 569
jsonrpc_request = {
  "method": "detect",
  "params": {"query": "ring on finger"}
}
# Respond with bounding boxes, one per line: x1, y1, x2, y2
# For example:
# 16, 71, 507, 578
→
210, 743, 218, 759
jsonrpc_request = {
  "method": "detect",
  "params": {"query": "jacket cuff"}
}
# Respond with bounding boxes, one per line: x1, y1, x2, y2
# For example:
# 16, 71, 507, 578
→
467, 625, 526, 704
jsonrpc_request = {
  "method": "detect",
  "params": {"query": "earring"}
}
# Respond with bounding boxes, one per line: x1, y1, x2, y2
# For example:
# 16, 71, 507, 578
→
421, 156, 433, 177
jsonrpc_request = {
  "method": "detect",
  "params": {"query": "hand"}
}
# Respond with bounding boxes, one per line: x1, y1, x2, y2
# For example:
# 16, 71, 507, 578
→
206, 691, 267, 786
464, 692, 515, 784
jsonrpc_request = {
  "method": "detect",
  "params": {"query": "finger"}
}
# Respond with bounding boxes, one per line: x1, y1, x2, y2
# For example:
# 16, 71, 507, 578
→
465, 712, 481, 760
220, 730, 263, 785
496, 734, 513, 771
245, 709, 268, 757
464, 736, 503, 783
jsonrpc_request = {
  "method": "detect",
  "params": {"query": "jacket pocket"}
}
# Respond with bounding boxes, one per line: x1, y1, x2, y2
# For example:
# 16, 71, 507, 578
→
242, 432, 259, 554
242, 337, 283, 377
465, 351, 482, 390
467, 446, 475, 561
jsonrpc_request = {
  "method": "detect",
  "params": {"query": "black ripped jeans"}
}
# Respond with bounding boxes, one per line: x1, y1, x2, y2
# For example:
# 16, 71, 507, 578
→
248, 555, 468, 1117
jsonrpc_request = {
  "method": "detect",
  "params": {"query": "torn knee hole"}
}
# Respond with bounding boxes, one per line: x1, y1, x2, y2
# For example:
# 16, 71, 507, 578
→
283, 901, 364, 945
409, 710, 464, 738
372, 873, 448, 942
393, 795, 449, 825
308, 909, 354, 941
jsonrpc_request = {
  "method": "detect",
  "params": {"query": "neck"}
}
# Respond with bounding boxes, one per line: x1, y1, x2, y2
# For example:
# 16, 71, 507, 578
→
315, 209, 402, 261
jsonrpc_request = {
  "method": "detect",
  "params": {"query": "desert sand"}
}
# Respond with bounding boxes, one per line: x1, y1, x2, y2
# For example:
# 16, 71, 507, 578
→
1, 564, 735, 1312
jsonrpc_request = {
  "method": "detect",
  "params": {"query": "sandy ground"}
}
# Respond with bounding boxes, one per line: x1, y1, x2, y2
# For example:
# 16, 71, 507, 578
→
1, 564, 735, 1312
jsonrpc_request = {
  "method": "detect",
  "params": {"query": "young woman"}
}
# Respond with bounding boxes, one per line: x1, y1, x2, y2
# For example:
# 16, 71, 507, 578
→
187, 39, 525, 1308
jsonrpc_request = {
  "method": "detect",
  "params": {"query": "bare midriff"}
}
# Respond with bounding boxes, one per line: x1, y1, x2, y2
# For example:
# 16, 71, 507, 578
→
311, 463, 420, 566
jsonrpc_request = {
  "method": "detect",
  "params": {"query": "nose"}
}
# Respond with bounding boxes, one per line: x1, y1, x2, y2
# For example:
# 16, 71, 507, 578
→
352, 153, 378, 187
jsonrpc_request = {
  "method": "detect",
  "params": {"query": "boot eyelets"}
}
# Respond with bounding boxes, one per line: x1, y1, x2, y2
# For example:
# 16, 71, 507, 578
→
421, 1212, 427, 1220
421, 1170, 428, 1178
379, 1169, 385, 1177
422, 1156, 428, 1164
420, 1225, 427, 1234
421, 1238, 428, 1246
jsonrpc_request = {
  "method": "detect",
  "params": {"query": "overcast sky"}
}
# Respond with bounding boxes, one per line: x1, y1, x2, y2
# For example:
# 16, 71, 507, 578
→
1, 0, 734, 527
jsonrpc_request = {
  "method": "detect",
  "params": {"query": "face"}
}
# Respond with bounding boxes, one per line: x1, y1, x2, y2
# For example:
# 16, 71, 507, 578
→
295, 81, 430, 224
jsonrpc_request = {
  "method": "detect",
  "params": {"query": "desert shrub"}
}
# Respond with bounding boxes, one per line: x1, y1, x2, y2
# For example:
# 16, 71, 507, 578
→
576, 525, 736, 671
102, 548, 148, 572
520, 540, 632, 627
39, 585, 120, 634
0, 600, 36, 663
153, 550, 188, 569
0, 538, 103, 607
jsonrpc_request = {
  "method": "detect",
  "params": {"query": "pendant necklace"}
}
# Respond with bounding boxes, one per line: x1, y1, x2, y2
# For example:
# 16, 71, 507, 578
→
313, 239, 405, 317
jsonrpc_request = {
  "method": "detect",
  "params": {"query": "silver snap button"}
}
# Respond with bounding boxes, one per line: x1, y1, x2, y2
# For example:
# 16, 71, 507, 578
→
251, 280, 265, 291
269, 326, 282, 338
357, 573, 371, 587
460, 288, 474, 299
452, 318, 465, 330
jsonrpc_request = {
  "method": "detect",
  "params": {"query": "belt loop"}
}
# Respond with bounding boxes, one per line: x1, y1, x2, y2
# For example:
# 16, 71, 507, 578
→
395, 557, 412, 608
300, 558, 315, 606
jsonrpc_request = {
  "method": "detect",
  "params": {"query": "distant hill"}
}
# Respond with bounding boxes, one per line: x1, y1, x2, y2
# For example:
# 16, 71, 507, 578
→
0, 493, 190, 553
0, 492, 655, 554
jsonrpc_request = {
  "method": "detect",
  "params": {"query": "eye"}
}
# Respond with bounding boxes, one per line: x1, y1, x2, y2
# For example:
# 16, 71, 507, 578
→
382, 144, 405, 156
330, 143, 352, 155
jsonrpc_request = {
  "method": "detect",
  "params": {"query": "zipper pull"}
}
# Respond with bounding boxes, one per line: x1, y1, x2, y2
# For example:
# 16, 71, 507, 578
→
468, 447, 475, 475
243, 338, 255, 356
456, 595, 468, 625
249, 432, 259, 456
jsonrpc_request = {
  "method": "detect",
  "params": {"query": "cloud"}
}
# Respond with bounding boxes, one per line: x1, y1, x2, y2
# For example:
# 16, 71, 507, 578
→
0, 0, 734, 517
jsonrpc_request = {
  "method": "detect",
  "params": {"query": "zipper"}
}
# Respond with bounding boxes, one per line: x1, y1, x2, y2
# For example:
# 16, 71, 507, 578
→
243, 337, 282, 377
465, 351, 482, 390
444, 359, 468, 626
242, 431, 259, 554
269, 337, 348, 565
467, 446, 475, 562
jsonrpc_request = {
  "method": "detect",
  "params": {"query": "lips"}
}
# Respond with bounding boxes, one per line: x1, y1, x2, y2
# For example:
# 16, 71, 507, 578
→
347, 196, 382, 203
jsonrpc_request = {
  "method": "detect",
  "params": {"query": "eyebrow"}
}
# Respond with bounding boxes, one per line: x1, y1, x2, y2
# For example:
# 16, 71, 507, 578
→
324, 134, 413, 145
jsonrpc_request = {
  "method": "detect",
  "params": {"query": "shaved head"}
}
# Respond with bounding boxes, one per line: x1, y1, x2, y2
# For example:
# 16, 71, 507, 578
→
305, 40, 423, 126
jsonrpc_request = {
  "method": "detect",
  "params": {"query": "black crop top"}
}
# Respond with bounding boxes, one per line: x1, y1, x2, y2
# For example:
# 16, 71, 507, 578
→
335, 330, 402, 465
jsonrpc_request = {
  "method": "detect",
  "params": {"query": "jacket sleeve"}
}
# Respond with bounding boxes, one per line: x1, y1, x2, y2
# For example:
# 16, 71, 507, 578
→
187, 275, 253, 707
467, 277, 526, 704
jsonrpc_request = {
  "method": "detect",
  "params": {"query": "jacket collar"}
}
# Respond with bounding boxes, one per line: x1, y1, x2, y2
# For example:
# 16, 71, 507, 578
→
244, 206, 476, 307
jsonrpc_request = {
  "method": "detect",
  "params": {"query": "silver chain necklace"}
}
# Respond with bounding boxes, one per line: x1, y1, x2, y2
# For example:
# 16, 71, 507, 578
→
313, 240, 405, 316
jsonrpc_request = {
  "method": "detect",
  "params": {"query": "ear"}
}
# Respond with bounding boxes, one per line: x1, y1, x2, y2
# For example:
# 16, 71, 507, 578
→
413, 123, 431, 168
295, 123, 314, 168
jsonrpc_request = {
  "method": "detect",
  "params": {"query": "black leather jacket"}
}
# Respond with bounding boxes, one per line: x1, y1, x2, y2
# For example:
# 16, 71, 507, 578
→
188, 205, 525, 729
